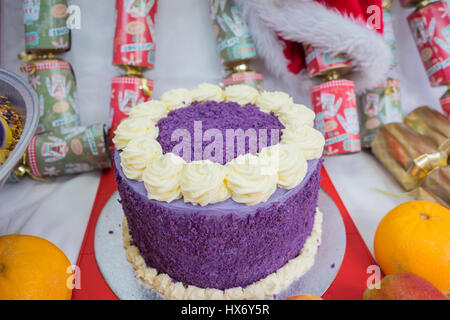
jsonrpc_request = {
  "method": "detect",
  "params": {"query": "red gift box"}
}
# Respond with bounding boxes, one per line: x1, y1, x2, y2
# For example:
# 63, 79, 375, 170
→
312, 79, 361, 156
304, 44, 352, 78
113, 0, 158, 68
109, 75, 153, 136
407, 1, 450, 87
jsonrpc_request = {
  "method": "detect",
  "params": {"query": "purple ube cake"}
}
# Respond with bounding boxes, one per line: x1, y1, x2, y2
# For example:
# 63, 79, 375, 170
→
114, 85, 324, 296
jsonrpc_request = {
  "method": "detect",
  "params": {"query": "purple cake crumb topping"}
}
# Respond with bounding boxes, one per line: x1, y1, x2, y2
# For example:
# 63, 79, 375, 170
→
156, 101, 285, 164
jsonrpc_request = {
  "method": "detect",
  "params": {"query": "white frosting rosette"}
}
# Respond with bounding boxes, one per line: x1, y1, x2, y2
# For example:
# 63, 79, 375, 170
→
142, 153, 186, 203
113, 117, 159, 150
165, 282, 186, 300
186, 286, 207, 300
225, 153, 278, 205
120, 136, 163, 181
190, 83, 224, 102
180, 160, 231, 206
128, 100, 168, 122
153, 274, 171, 292
259, 144, 308, 189
281, 125, 325, 160
161, 88, 193, 110
256, 91, 294, 114
224, 84, 259, 105
276, 104, 316, 128
117, 83, 325, 206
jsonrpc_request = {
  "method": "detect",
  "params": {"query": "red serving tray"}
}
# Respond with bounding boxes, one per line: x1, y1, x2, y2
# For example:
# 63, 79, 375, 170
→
71, 166, 377, 300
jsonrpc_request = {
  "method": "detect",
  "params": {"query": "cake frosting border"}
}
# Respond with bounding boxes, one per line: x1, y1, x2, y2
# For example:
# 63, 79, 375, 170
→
122, 208, 323, 300
113, 83, 325, 207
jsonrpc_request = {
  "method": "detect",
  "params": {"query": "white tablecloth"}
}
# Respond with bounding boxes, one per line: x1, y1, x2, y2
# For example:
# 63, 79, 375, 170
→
0, 0, 444, 265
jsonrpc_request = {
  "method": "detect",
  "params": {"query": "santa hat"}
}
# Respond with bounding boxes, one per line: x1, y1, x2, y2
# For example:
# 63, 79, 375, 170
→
234, 0, 392, 93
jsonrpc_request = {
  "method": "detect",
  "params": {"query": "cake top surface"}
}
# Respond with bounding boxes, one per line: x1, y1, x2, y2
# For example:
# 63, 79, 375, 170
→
113, 83, 325, 207
156, 100, 284, 165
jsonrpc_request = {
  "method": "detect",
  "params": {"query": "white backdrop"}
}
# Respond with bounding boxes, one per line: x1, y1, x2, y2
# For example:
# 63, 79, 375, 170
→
0, 0, 444, 264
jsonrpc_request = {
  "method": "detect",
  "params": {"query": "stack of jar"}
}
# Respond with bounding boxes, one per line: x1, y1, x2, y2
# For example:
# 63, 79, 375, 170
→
401, 0, 450, 118
21, 0, 78, 134
11, 0, 110, 181
109, 0, 157, 137
306, 44, 362, 156
359, 0, 404, 149
209, 0, 263, 91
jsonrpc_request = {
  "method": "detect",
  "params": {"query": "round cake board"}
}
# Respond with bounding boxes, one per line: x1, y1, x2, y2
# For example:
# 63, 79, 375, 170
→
94, 189, 346, 300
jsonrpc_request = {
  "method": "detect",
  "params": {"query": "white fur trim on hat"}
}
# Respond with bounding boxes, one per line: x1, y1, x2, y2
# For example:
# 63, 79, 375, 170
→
235, 0, 392, 93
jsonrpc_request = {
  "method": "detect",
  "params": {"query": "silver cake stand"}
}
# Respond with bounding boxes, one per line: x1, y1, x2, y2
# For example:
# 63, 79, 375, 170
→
94, 189, 346, 300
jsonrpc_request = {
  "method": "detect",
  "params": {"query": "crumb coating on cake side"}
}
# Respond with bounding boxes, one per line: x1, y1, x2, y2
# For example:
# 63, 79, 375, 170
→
122, 208, 323, 300
115, 152, 323, 290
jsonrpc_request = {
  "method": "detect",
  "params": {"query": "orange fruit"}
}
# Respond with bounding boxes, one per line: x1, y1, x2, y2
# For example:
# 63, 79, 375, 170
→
374, 201, 450, 295
0, 235, 73, 300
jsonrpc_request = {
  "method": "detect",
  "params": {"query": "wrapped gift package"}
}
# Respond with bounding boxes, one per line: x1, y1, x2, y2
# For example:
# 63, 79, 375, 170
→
372, 106, 449, 208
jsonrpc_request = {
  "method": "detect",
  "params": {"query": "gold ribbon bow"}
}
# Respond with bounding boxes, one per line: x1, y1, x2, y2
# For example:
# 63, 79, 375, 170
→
12, 153, 52, 183
409, 140, 450, 181
373, 123, 450, 209
118, 65, 153, 97
18, 51, 59, 75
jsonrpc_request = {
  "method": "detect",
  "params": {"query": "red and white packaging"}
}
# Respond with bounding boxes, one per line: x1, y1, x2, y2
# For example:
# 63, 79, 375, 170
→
113, 0, 158, 68
407, 1, 450, 87
223, 71, 264, 91
440, 91, 450, 119
304, 44, 352, 78
109, 76, 153, 135
312, 79, 361, 156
